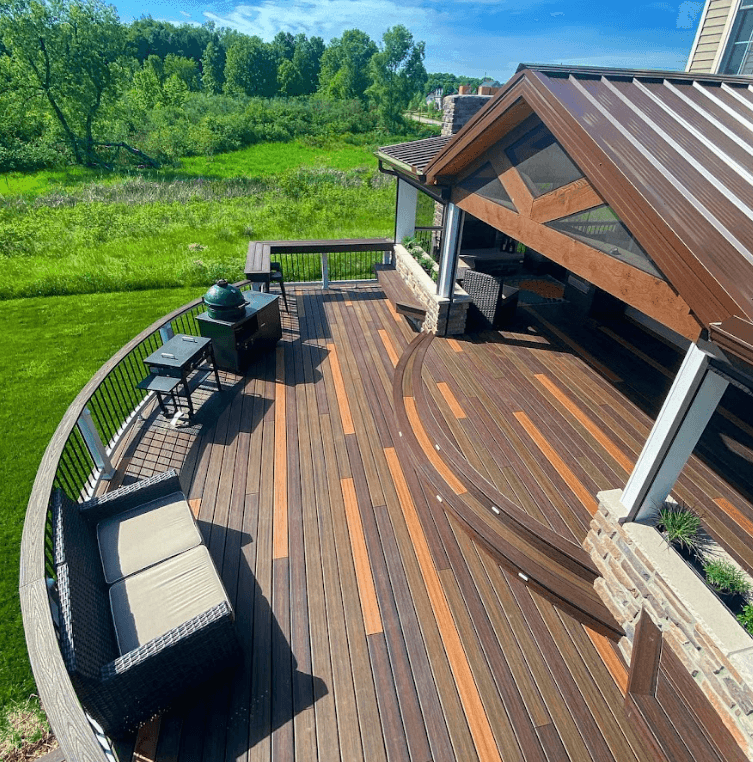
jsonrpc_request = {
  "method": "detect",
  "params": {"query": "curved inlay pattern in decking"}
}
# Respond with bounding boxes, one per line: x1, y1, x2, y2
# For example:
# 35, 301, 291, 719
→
391, 331, 623, 640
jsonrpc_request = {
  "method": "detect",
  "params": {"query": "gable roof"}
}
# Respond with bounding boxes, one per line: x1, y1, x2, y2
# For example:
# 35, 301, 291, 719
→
420, 64, 753, 356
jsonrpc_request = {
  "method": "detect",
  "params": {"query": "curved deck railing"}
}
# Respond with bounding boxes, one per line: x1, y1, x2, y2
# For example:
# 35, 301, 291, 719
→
19, 284, 252, 761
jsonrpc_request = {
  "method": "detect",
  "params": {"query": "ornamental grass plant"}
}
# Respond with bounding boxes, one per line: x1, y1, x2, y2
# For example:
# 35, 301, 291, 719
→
656, 501, 706, 556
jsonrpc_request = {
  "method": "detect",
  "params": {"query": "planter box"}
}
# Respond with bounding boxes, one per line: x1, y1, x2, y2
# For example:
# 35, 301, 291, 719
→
587, 490, 753, 756
394, 244, 470, 335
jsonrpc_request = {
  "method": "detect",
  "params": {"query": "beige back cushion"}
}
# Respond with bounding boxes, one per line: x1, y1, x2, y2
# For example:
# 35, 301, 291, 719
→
97, 492, 202, 584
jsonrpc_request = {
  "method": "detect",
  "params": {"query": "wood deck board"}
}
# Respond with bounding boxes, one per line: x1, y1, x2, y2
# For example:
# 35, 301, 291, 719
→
111, 284, 753, 762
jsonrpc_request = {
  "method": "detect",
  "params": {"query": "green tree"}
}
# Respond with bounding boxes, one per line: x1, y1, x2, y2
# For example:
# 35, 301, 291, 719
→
292, 34, 324, 95
224, 36, 277, 97
368, 25, 427, 130
318, 29, 376, 101
277, 58, 304, 97
271, 30, 295, 63
163, 53, 199, 91
201, 39, 224, 94
0, 0, 126, 165
130, 56, 163, 110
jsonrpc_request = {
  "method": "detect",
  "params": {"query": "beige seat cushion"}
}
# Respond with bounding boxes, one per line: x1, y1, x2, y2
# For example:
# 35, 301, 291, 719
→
97, 492, 202, 584
109, 545, 230, 654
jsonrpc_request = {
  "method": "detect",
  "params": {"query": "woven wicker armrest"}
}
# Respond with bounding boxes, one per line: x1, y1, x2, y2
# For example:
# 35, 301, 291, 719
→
93, 603, 239, 736
79, 470, 183, 524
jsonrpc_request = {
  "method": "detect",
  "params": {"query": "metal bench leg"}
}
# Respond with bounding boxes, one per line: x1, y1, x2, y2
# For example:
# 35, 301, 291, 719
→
279, 279, 288, 312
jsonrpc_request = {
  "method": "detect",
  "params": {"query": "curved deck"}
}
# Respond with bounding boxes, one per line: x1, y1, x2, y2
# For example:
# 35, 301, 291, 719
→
51, 282, 753, 761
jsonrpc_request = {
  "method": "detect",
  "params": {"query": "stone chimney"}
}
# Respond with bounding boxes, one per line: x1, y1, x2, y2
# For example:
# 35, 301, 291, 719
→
441, 94, 494, 136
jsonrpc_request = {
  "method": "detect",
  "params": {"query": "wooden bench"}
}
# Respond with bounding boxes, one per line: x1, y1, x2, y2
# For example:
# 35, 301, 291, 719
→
374, 264, 427, 323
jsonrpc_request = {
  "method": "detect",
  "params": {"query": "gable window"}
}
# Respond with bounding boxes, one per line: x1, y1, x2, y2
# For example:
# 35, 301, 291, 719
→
547, 205, 665, 279
457, 162, 517, 211
720, 2, 753, 76
505, 118, 583, 197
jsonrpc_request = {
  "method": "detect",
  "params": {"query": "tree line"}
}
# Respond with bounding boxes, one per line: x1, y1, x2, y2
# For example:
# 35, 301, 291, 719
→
0, 1, 480, 171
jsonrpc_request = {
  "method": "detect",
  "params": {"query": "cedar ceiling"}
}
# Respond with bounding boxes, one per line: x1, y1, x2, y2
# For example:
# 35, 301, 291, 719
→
415, 65, 753, 346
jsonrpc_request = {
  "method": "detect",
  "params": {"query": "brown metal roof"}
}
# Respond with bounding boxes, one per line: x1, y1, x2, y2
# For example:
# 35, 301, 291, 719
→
377, 135, 452, 177
422, 64, 753, 354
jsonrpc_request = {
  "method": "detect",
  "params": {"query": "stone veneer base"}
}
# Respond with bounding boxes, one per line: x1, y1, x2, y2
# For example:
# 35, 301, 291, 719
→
394, 244, 469, 335
586, 489, 753, 757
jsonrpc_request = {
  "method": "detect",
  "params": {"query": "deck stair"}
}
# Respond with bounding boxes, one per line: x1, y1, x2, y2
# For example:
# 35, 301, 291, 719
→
392, 331, 624, 639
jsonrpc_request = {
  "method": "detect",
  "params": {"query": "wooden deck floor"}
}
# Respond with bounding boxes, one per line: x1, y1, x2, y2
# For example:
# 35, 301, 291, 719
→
108, 282, 753, 762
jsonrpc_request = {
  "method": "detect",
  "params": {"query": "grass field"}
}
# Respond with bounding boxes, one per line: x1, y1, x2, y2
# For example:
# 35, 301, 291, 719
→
0, 134, 438, 750
0, 140, 405, 300
0, 139, 380, 197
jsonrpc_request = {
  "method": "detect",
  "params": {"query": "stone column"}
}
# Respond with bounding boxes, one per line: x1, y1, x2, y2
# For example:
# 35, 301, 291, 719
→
622, 342, 728, 522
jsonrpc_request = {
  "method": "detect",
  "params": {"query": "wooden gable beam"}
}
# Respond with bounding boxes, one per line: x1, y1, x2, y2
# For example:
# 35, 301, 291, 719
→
452, 182, 701, 341
530, 178, 604, 224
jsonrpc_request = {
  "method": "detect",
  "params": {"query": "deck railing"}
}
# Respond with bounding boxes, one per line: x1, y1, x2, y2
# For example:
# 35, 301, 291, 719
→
412, 226, 442, 263
258, 239, 394, 288
19, 283, 251, 762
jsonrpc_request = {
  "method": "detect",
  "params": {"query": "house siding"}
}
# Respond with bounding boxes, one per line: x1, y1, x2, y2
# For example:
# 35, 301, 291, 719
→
687, 0, 736, 72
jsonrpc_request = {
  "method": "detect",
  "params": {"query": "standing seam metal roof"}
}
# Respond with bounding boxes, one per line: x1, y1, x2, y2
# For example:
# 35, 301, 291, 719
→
421, 64, 753, 342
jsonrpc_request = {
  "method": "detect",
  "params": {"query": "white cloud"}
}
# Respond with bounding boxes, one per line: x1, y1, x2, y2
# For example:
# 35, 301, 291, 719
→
180, 10, 192, 16
551, 11, 564, 16
204, 0, 446, 43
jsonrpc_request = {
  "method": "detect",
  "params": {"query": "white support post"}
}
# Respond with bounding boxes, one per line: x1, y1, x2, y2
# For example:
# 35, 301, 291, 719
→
159, 322, 175, 343
395, 179, 419, 244
436, 202, 463, 299
321, 252, 329, 289
622, 343, 728, 522
78, 407, 116, 480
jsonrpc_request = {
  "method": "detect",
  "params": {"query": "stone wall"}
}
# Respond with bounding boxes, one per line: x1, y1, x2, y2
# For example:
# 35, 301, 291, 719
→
394, 245, 469, 335
441, 94, 494, 137
586, 489, 753, 757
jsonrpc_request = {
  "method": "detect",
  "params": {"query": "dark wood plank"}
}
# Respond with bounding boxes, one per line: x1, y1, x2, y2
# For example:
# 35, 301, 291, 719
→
366, 633, 412, 762
660, 643, 749, 762
627, 609, 663, 697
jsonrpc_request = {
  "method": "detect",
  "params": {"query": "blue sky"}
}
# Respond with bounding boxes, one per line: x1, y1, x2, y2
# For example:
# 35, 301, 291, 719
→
113, 0, 705, 81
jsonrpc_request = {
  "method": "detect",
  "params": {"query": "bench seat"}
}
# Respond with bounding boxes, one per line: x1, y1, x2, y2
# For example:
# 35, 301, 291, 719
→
109, 545, 230, 654
96, 491, 201, 584
374, 264, 427, 322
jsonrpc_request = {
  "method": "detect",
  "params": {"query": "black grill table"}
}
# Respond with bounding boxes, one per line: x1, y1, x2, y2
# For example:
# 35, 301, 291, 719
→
140, 334, 222, 419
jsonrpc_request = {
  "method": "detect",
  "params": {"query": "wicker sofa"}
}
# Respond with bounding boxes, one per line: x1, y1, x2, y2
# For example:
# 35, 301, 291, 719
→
52, 470, 240, 737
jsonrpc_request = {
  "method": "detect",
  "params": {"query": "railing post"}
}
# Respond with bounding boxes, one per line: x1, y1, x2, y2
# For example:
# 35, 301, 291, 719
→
160, 322, 175, 343
322, 252, 330, 289
77, 407, 116, 480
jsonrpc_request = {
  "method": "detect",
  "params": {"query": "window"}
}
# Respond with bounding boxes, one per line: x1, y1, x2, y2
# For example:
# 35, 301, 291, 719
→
505, 118, 583, 197
720, 2, 753, 76
457, 162, 517, 211
547, 205, 665, 279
